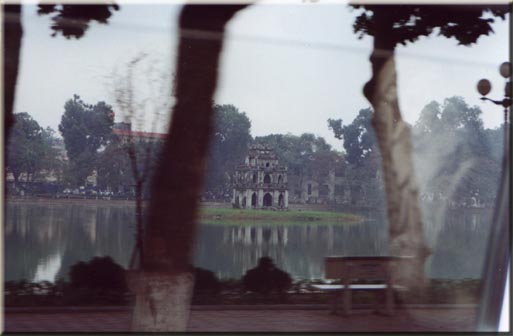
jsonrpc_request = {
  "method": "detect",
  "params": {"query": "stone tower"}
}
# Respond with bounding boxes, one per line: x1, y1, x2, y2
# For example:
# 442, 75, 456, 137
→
232, 144, 288, 209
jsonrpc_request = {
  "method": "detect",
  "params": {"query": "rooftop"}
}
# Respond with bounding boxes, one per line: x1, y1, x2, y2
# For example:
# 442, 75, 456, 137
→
112, 128, 167, 140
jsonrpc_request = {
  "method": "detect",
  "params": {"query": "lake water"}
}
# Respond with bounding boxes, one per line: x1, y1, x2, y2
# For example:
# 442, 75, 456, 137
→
5, 201, 493, 282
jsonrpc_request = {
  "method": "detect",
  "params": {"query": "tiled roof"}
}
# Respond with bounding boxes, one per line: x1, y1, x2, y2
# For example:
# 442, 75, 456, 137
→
113, 128, 167, 139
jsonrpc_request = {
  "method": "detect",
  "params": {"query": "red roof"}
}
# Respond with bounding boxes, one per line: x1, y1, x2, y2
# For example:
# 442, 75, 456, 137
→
113, 128, 167, 139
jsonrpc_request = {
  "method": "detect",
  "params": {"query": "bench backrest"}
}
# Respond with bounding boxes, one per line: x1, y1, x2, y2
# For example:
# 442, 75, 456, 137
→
325, 256, 391, 282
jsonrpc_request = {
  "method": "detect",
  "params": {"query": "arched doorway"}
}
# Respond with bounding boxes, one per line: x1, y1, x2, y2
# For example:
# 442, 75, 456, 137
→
242, 196, 246, 208
234, 196, 240, 208
264, 174, 271, 184
278, 194, 284, 208
263, 193, 273, 207
251, 192, 257, 207
252, 173, 257, 183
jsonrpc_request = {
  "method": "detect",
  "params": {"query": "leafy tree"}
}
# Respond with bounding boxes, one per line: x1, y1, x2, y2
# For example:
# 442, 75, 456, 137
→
328, 108, 377, 167
204, 104, 252, 199
58, 95, 114, 186
413, 97, 501, 207
328, 109, 385, 206
37, 4, 120, 39
97, 139, 162, 197
4, 3, 119, 139
256, 133, 335, 171
96, 139, 132, 192
7, 113, 58, 189
351, 4, 509, 289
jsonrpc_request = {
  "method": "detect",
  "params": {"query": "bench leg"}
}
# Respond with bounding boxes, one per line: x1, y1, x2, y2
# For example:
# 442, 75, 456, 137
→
384, 286, 394, 315
330, 290, 340, 314
372, 291, 381, 313
342, 288, 351, 316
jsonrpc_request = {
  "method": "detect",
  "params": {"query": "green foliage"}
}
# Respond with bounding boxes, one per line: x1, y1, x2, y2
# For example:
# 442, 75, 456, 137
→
96, 139, 132, 192
37, 4, 119, 39
255, 133, 340, 177
7, 112, 60, 186
328, 108, 376, 167
69, 256, 127, 291
59, 95, 114, 186
352, 4, 509, 47
96, 138, 162, 195
193, 267, 221, 294
413, 96, 501, 206
328, 109, 385, 207
204, 104, 252, 198
199, 207, 362, 225
242, 257, 292, 294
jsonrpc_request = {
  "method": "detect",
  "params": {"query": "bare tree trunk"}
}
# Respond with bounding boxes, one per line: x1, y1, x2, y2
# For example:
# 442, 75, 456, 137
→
4, 4, 23, 202
4, 4, 22, 139
128, 178, 144, 268
363, 13, 431, 290
128, 5, 245, 332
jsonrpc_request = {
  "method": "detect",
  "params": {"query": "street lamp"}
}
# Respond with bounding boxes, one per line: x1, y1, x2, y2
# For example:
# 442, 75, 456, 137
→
477, 61, 511, 118
477, 62, 511, 159
475, 62, 511, 332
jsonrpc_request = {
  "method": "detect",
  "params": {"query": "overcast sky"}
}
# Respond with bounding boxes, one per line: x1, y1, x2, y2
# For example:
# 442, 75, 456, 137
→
14, 2, 510, 149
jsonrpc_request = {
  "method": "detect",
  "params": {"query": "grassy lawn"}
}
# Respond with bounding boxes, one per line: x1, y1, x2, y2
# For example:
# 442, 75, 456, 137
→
198, 207, 363, 225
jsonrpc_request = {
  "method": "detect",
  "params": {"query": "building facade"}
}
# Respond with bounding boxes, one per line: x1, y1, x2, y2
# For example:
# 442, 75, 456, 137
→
232, 144, 289, 209
113, 122, 167, 143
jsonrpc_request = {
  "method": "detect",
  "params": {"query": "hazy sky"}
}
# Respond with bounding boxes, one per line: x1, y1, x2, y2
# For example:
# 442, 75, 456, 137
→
14, 2, 510, 149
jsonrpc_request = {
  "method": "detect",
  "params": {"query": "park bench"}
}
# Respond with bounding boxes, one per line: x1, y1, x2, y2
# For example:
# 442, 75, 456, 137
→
311, 256, 410, 315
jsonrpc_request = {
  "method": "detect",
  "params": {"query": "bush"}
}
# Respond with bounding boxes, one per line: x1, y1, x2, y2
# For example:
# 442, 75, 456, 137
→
69, 256, 127, 292
65, 256, 129, 305
242, 257, 292, 294
193, 267, 221, 294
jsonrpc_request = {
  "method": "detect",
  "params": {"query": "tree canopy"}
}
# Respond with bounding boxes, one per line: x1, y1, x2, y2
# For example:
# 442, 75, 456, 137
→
352, 4, 508, 47
37, 3, 119, 39
255, 133, 341, 181
328, 108, 377, 167
204, 104, 252, 199
59, 95, 114, 186
7, 112, 59, 186
413, 96, 501, 206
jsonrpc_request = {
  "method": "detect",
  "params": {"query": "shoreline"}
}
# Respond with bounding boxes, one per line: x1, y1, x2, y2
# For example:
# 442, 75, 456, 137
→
6, 196, 364, 224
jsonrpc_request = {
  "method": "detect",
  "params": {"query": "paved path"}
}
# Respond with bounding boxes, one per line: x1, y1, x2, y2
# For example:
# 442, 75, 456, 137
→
4, 306, 477, 333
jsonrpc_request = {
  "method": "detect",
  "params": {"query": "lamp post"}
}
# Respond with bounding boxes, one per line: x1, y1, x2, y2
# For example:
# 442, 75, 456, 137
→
476, 62, 511, 332
477, 61, 511, 160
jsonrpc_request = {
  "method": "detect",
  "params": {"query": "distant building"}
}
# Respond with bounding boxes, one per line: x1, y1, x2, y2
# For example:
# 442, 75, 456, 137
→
112, 122, 166, 143
232, 144, 289, 209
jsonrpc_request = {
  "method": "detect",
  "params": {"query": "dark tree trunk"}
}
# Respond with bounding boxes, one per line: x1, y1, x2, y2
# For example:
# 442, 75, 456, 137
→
4, 4, 22, 139
128, 5, 245, 332
363, 12, 430, 290
13, 172, 20, 191
129, 179, 144, 269
4, 4, 23, 202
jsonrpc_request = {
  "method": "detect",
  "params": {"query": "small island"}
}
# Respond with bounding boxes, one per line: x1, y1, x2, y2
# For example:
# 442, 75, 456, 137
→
198, 207, 363, 225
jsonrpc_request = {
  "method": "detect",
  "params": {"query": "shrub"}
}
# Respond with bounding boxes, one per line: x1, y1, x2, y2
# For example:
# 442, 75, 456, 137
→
69, 256, 127, 292
65, 256, 129, 304
193, 267, 221, 294
242, 257, 292, 294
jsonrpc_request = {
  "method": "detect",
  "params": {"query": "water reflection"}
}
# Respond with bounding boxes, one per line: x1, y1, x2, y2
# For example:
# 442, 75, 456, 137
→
5, 203, 133, 282
5, 203, 493, 282
197, 220, 389, 279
